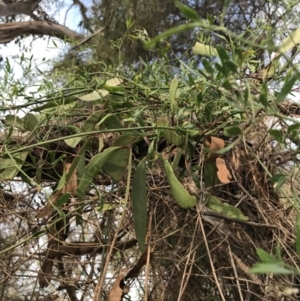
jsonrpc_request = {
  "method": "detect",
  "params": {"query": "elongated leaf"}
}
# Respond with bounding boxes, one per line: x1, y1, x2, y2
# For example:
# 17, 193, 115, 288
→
259, 81, 269, 107
206, 194, 248, 220
277, 28, 300, 54
76, 147, 120, 201
169, 78, 178, 113
56, 193, 71, 207
192, 42, 218, 57
113, 134, 143, 147
175, 1, 200, 21
217, 46, 230, 63
276, 75, 298, 103
103, 148, 130, 181
132, 158, 147, 252
162, 157, 197, 209
224, 126, 242, 136
256, 248, 280, 264
249, 263, 293, 275
79, 91, 102, 101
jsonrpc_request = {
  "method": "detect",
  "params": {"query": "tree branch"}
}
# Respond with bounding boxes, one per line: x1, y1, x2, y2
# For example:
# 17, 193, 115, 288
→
0, 20, 85, 44
0, 0, 42, 17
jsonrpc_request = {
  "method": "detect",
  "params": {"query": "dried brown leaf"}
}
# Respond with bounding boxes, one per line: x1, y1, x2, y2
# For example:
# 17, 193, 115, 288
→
205, 136, 225, 152
62, 157, 77, 195
216, 158, 232, 183
205, 136, 225, 162
107, 269, 129, 301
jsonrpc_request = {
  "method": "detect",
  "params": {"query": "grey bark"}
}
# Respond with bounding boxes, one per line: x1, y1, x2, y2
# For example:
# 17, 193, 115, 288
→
0, 0, 42, 17
0, 20, 84, 44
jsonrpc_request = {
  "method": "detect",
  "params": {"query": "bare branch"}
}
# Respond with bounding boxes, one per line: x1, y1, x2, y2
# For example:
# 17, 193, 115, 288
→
0, 0, 42, 17
0, 20, 85, 44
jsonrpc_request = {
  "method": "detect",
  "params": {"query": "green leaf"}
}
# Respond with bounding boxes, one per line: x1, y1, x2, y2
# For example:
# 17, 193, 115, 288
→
206, 194, 249, 221
256, 248, 280, 263
192, 42, 218, 57
161, 130, 185, 147
175, 1, 200, 21
276, 75, 298, 103
3, 115, 25, 131
82, 113, 102, 132
202, 59, 214, 75
224, 60, 238, 73
204, 162, 218, 189
64, 125, 82, 147
65, 137, 83, 148
113, 134, 143, 147
249, 263, 293, 275
98, 114, 124, 129
277, 28, 300, 55
224, 126, 242, 136
270, 174, 287, 192
132, 158, 147, 252
169, 78, 178, 113
269, 129, 283, 143
0, 152, 28, 180
259, 81, 269, 107
56, 193, 71, 207
103, 148, 130, 181
217, 46, 230, 63
76, 147, 121, 201
23, 113, 39, 131
275, 242, 282, 262
79, 91, 102, 101
296, 217, 300, 256
287, 123, 300, 134
161, 156, 197, 209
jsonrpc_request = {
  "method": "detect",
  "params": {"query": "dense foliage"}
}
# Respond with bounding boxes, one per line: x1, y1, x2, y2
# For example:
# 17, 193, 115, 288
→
2, 2, 300, 301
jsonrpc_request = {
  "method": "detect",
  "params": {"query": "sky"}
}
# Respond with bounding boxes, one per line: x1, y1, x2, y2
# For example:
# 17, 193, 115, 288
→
0, 0, 84, 80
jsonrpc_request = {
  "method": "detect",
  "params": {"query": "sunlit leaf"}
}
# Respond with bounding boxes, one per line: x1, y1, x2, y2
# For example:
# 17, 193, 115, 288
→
249, 263, 293, 274
161, 157, 197, 209
79, 91, 102, 101
277, 28, 300, 55
206, 194, 248, 220
256, 248, 281, 263
0, 152, 28, 180
169, 78, 178, 113
132, 158, 147, 252
192, 42, 218, 57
